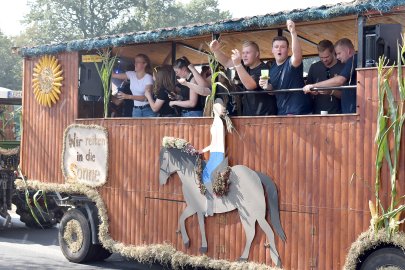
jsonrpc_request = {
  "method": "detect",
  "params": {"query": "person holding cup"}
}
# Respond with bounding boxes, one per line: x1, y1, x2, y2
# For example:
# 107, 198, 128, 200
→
259, 20, 312, 115
209, 40, 277, 116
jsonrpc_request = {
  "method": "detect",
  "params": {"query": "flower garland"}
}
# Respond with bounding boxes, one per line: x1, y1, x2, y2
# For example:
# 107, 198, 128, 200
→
162, 137, 206, 194
195, 157, 206, 195
162, 136, 200, 156
212, 166, 231, 196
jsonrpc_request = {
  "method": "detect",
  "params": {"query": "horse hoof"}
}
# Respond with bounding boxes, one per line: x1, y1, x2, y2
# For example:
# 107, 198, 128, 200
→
238, 257, 248, 262
184, 241, 190, 248
199, 247, 208, 253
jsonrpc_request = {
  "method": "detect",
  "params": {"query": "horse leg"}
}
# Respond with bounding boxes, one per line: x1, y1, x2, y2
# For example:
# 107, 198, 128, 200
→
196, 211, 208, 253
257, 216, 282, 267
238, 214, 256, 261
178, 205, 196, 248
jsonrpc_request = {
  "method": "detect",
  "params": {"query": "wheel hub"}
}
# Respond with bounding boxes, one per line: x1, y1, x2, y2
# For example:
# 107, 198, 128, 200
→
63, 219, 84, 253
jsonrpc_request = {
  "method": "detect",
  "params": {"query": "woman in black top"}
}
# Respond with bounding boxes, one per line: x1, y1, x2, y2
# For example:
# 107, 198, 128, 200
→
169, 57, 204, 117
144, 65, 179, 117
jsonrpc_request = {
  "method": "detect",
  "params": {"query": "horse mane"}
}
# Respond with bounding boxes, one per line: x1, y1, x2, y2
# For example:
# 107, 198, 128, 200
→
161, 136, 200, 156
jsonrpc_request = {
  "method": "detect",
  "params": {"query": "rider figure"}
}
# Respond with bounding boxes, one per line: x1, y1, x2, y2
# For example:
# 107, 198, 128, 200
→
201, 98, 232, 216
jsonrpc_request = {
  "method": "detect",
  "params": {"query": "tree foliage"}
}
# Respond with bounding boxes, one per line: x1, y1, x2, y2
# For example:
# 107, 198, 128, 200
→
117, 0, 231, 33
0, 31, 22, 90
23, 0, 141, 45
22, 0, 231, 46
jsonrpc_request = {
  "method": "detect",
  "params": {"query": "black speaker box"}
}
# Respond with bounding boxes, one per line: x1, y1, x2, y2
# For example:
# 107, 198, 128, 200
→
79, 61, 103, 97
363, 24, 402, 67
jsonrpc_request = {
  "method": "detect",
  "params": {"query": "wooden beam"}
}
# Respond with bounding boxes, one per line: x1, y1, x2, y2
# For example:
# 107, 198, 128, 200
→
357, 15, 366, 68
177, 42, 210, 56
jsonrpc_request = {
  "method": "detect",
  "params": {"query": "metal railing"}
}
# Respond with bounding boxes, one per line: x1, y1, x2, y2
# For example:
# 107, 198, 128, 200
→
216, 85, 356, 95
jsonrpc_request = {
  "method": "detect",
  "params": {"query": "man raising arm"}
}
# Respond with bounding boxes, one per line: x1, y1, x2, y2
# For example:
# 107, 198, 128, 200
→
259, 20, 312, 115
209, 39, 277, 115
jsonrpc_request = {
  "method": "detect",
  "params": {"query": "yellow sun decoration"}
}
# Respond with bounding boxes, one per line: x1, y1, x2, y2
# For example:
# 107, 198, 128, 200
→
32, 55, 63, 107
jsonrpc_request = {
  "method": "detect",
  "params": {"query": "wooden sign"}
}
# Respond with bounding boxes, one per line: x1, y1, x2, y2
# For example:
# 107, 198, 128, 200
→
81, 55, 102, 63
62, 124, 108, 187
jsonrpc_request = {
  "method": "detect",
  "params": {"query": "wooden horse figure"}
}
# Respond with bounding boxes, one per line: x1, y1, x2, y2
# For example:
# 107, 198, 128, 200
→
159, 142, 286, 267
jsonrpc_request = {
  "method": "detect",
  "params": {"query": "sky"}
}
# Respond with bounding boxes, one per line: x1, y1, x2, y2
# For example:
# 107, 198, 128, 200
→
0, 0, 353, 37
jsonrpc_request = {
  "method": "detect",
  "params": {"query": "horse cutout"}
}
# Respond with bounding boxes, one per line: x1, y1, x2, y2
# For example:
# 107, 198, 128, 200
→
159, 141, 286, 267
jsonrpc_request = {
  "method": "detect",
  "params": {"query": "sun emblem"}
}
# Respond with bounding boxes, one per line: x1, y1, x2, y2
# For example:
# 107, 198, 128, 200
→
32, 55, 63, 107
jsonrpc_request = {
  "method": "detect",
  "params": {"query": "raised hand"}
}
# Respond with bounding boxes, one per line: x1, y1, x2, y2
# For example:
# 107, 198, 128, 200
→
231, 49, 242, 66
287, 20, 296, 34
209, 40, 221, 52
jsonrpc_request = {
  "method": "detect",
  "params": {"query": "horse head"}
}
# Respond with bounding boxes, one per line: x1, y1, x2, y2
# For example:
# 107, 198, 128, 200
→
159, 147, 176, 185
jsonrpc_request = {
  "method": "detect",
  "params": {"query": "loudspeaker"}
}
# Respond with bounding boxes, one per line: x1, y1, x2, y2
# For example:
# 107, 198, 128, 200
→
363, 24, 402, 67
79, 61, 103, 97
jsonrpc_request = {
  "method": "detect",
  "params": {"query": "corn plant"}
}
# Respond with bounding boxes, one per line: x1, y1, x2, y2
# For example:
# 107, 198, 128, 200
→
371, 39, 405, 237
94, 49, 117, 118
204, 49, 230, 116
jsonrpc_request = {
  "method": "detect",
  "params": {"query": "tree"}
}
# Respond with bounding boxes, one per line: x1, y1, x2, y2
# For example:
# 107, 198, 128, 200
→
22, 0, 231, 46
117, 0, 232, 33
181, 0, 231, 26
0, 31, 22, 90
22, 0, 142, 45
115, 0, 183, 33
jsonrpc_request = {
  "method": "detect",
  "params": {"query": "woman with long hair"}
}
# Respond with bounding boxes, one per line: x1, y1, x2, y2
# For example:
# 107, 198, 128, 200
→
169, 57, 205, 117
112, 53, 156, 117
201, 98, 234, 216
144, 65, 179, 117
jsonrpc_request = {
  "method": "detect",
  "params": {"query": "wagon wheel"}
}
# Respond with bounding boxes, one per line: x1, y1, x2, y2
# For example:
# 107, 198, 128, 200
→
359, 246, 405, 270
58, 208, 96, 263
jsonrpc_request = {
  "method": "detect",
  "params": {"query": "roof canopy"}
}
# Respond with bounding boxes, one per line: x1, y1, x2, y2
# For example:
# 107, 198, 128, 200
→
20, 0, 405, 65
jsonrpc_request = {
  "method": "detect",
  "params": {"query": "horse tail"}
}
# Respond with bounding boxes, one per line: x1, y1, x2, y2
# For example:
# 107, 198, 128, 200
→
257, 171, 286, 242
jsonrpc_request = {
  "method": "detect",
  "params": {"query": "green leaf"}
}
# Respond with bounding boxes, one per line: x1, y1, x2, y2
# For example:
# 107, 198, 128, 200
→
33, 190, 47, 221
25, 189, 43, 228
374, 40, 405, 236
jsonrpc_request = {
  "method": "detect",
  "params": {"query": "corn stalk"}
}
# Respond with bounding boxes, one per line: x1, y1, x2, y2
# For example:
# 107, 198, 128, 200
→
94, 49, 117, 118
203, 51, 229, 116
372, 39, 405, 237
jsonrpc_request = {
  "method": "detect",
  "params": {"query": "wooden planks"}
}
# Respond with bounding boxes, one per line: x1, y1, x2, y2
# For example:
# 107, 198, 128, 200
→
21, 52, 78, 184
